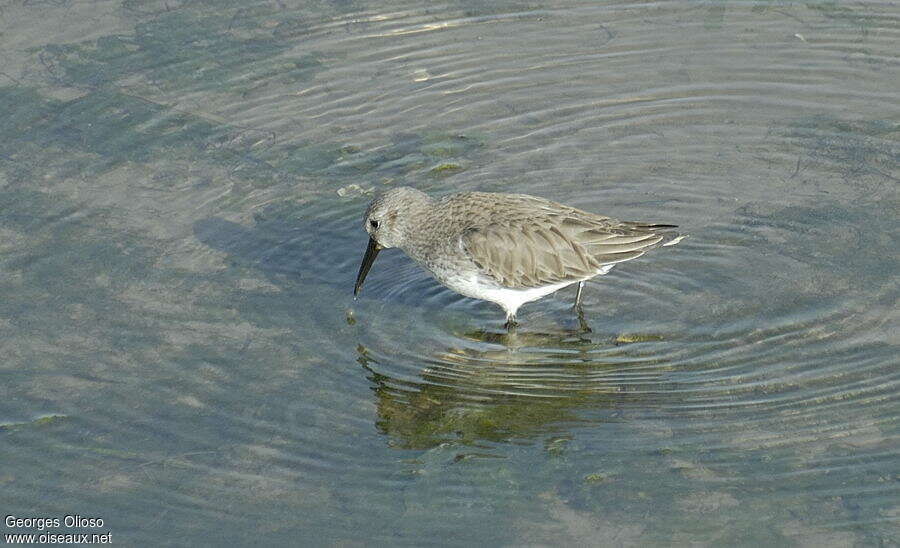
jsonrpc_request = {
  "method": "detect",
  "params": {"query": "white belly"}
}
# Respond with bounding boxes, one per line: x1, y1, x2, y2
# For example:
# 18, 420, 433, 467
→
437, 266, 611, 316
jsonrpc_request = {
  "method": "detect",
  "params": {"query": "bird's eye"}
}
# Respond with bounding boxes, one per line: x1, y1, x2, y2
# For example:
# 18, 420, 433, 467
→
369, 220, 379, 229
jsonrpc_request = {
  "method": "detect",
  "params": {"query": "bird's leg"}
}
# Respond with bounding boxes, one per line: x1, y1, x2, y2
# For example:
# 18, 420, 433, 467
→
573, 281, 592, 333
504, 314, 518, 332
573, 281, 585, 312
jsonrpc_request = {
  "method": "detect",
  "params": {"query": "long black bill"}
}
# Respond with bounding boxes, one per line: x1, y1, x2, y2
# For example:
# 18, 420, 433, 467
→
354, 237, 382, 297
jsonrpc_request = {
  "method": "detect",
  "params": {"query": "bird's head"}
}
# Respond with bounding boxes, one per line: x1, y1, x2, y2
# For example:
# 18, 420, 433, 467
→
354, 187, 432, 296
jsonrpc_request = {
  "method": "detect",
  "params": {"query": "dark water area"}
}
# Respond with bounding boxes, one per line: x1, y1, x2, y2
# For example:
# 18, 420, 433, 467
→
1, 0, 897, 545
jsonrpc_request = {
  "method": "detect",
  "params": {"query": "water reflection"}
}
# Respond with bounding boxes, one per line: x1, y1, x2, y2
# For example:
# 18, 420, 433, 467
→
3, 0, 898, 543
357, 327, 674, 450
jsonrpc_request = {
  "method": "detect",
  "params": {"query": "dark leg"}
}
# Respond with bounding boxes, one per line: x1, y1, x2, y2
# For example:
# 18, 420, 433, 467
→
573, 281, 592, 333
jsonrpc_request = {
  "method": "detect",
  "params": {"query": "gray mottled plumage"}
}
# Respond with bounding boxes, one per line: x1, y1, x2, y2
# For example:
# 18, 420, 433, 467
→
354, 187, 683, 329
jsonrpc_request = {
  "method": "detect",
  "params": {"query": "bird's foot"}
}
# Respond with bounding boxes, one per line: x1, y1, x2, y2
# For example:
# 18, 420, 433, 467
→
504, 316, 518, 332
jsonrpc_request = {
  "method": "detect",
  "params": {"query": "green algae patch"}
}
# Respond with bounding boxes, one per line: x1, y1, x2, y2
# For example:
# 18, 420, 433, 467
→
429, 162, 463, 176
584, 473, 607, 484
330, 132, 486, 179
615, 333, 664, 344
543, 436, 572, 457
0, 414, 69, 433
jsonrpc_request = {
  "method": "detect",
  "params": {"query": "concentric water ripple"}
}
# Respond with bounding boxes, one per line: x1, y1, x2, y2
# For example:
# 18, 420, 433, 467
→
1, 0, 897, 544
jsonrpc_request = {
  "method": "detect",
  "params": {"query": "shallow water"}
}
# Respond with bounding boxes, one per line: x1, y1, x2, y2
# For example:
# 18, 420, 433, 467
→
1, 0, 897, 545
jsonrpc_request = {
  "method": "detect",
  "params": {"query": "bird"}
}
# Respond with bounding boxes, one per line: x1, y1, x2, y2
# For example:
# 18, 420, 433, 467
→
353, 186, 683, 330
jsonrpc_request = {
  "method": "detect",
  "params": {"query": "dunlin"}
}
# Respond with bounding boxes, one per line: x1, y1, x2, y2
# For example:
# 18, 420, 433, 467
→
354, 187, 683, 330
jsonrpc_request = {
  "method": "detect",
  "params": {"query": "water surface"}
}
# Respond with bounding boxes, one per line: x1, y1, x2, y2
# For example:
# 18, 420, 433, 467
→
1, 0, 897, 545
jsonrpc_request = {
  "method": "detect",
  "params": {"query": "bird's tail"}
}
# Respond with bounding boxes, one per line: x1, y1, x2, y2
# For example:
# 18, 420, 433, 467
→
623, 223, 686, 248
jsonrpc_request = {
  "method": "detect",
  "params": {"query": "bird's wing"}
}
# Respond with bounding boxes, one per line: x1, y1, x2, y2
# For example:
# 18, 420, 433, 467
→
460, 212, 673, 289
